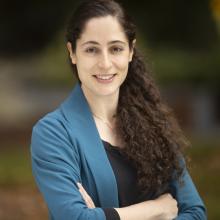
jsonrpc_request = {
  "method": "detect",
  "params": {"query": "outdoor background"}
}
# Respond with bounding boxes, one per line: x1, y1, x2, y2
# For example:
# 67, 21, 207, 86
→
0, 0, 220, 219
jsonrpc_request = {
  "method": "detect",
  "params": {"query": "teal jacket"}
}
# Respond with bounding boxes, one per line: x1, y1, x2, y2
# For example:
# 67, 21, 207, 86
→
31, 82, 207, 220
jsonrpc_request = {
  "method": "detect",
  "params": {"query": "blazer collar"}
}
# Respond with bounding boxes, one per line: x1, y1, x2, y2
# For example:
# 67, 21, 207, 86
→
61, 82, 91, 122
60, 82, 119, 207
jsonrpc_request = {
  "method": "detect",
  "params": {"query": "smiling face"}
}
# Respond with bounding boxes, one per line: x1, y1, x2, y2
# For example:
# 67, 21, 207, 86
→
67, 15, 135, 97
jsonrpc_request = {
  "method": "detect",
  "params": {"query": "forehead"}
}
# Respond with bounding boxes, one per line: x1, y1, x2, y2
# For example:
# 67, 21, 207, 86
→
79, 15, 128, 43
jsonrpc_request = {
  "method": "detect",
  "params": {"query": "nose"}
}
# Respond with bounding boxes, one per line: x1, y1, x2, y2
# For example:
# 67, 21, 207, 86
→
98, 51, 112, 70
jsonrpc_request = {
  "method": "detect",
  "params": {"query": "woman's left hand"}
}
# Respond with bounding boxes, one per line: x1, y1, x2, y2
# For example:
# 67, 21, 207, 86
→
77, 182, 96, 209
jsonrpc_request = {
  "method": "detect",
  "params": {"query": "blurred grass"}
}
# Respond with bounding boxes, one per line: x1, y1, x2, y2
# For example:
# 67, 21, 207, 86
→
0, 140, 220, 219
0, 146, 34, 187
186, 139, 220, 220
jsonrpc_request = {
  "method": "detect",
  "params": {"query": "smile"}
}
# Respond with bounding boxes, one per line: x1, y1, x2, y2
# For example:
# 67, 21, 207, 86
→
93, 74, 116, 83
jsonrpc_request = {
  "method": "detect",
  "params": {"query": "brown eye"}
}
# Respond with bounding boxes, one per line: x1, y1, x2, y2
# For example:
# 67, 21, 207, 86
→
111, 47, 123, 54
85, 47, 98, 54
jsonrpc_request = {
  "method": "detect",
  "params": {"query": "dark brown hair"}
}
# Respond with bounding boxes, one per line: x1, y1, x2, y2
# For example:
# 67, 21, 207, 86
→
66, 0, 189, 197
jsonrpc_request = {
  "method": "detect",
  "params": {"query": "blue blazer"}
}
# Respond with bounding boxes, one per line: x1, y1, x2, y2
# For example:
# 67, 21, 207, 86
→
31, 82, 207, 220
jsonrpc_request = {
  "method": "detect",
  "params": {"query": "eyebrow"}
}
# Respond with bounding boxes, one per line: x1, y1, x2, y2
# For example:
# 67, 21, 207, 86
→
81, 40, 126, 46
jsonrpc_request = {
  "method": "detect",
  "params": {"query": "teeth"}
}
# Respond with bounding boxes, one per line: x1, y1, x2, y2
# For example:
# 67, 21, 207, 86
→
96, 74, 114, 80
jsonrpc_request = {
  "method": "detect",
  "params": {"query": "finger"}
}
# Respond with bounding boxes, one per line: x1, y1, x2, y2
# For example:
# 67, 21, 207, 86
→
78, 188, 92, 207
79, 185, 95, 208
77, 183, 88, 204
77, 183, 95, 208
77, 184, 89, 202
77, 183, 90, 201
81, 189, 95, 208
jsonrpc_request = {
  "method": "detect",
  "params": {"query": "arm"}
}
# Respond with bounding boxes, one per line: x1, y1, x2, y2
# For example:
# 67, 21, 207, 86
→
79, 182, 178, 220
115, 160, 208, 220
114, 195, 177, 220
78, 159, 207, 220
31, 116, 105, 220
170, 159, 207, 220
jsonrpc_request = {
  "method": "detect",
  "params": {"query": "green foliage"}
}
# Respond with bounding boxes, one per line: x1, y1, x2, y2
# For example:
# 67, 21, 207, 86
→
32, 31, 76, 87
149, 46, 220, 88
0, 147, 34, 187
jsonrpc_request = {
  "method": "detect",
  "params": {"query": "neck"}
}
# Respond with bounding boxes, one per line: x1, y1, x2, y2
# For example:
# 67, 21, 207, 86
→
81, 85, 119, 123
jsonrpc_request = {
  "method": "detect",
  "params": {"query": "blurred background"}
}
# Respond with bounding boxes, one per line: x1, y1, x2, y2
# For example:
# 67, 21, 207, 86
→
0, 0, 220, 219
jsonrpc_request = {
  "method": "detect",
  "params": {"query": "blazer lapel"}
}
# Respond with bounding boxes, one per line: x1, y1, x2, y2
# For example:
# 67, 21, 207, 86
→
60, 82, 119, 207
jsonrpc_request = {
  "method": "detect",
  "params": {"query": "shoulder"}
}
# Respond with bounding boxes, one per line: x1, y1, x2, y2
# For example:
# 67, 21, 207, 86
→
32, 109, 67, 138
31, 108, 79, 159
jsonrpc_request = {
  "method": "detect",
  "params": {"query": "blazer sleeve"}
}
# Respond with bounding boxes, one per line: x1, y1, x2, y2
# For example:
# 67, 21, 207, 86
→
30, 116, 106, 220
170, 158, 207, 220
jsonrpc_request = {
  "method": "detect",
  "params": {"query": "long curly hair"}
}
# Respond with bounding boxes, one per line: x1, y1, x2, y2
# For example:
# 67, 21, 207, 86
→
66, 0, 190, 197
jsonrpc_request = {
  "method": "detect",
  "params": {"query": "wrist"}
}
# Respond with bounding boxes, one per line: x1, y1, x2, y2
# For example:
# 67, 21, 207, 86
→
114, 200, 163, 220
149, 199, 168, 220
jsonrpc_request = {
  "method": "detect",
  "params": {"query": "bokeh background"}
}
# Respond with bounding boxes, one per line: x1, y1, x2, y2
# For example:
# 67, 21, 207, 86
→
0, 0, 220, 219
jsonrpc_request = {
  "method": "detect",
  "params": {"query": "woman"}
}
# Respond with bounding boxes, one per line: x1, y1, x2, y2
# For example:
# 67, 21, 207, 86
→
31, 0, 207, 219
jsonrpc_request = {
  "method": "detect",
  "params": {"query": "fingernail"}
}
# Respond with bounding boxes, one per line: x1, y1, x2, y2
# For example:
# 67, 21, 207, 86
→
77, 182, 81, 188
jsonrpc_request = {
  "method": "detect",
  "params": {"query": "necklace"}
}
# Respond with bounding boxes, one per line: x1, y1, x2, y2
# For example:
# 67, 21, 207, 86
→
92, 113, 115, 130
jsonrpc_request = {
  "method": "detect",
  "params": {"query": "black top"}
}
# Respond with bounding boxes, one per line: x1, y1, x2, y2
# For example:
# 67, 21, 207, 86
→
101, 140, 172, 220
102, 140, 171, 220
101, 140, 144, 220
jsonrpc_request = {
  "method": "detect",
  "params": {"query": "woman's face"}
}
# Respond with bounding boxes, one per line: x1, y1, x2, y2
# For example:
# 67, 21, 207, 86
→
67, 15, 135, 97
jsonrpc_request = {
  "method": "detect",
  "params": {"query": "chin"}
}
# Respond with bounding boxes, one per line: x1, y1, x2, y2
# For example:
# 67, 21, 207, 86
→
95, 87, 119, 97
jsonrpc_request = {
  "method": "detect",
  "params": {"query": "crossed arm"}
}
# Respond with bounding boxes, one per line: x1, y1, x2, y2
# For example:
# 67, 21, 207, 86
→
77, 182, 179, 220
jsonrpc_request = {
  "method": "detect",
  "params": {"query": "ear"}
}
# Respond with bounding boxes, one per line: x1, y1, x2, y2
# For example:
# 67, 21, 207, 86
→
129, 39, 136, 62
67, 42, 77, 64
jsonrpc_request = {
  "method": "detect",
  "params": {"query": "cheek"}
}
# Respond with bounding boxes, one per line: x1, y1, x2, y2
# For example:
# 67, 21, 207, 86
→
76, 59, 95, 77
113, 56, 130, 71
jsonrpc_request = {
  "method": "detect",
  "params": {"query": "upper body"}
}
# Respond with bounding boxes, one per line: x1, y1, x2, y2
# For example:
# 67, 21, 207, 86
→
31, 0, 207, 219
31, 83, 206, 220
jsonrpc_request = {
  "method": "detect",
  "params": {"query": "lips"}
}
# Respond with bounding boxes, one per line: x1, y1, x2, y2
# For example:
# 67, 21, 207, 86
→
94, 74, 115, 80
93, 73, 116, 83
